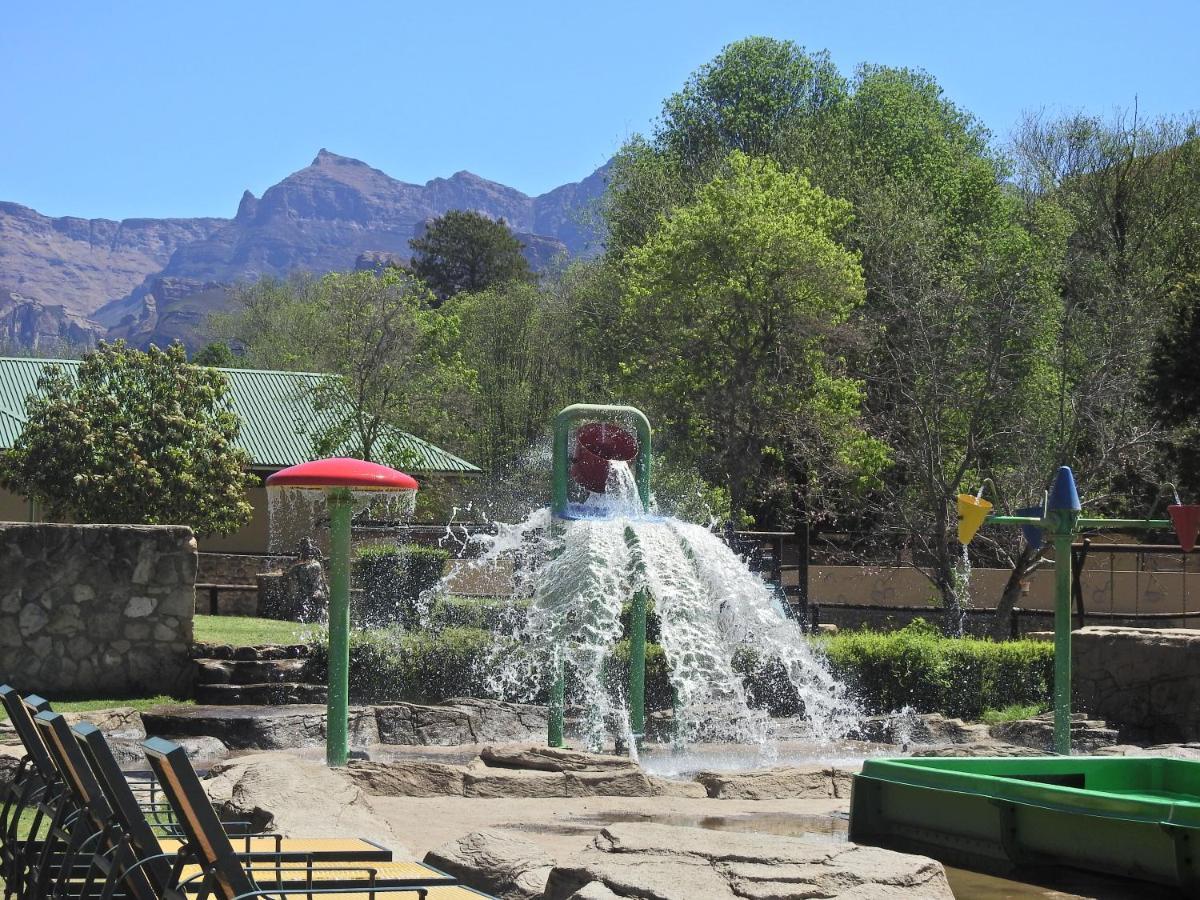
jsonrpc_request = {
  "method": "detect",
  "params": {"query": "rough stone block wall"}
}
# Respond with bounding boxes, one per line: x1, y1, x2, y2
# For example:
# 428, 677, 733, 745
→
1073, 626, 1200, 742
0, 523, 196, 697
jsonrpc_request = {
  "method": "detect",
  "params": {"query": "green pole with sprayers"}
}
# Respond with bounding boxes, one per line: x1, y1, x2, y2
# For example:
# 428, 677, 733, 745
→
265, 458, 419, 768
549, 404, 653, 748
964, 466, 1174, 754
326, 489, 354, 767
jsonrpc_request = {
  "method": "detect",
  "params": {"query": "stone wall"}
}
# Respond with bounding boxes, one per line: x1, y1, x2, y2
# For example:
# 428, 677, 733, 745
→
1073, 626, 1200, 742
0, 523, 196, 697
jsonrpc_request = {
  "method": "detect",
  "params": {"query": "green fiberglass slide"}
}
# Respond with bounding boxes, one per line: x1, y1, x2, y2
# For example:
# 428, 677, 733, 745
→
849, 756, 1200, 891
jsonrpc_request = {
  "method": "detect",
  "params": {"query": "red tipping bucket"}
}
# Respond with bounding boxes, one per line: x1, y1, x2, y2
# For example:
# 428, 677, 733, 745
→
570, 422, 638, 493
1168, 504, 1200, 552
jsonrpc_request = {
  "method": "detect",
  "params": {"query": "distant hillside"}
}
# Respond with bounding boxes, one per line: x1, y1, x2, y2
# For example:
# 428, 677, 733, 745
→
0, 150, 608, 350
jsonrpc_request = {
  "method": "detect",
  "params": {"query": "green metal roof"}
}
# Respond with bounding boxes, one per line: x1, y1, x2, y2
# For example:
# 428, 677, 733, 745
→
0, 357, 480, 475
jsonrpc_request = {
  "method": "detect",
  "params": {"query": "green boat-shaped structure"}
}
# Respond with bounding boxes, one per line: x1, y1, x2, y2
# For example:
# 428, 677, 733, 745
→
849, 756, 1200, 891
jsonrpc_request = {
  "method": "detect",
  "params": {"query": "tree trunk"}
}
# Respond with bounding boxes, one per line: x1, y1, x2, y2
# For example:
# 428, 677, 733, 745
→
990, 543, 1041, 640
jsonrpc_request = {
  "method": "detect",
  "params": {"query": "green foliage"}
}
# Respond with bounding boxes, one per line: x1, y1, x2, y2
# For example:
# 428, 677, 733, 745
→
817, 621, 1054, 720
1146, 275, 1200, 497
0, 341, 254, 536
410, 210, 534, 304
980, 702, 1048, 725
430, 595, 529, 632
304, 625, 512, 704
216, 270, 476, 464
191, 342, 238, 367
621, 151, 888, 517
353, 544, 450, 627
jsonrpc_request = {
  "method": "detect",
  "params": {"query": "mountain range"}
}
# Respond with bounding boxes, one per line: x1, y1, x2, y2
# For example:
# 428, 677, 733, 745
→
0, 149, 608, 351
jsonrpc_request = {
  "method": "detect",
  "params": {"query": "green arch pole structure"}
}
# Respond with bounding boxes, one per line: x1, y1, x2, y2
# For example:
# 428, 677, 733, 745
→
548, 404, 653, 749
979, 466, 1170, 755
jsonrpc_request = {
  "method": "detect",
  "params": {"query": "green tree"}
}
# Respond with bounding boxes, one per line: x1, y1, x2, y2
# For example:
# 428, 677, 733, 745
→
1012, 110, 1200, 507
0, 341, 254, 535
1147, 275, 1200, 497
192, 341, 238, 367
621, 151, 888, 519
604, 37, 846, 255
217, 270, 475, 466
409, 210, 534, 303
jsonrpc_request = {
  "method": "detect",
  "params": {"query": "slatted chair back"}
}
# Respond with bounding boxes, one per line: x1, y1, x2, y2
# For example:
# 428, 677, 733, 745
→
31, 712, 162, 900
72, 722, 177, 894
142, 737, 261, 900
0, 687, 53, 781
32, 711, 111, 824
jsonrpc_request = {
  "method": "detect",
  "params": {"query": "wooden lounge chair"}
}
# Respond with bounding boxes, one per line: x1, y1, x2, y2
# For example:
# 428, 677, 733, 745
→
141, 737, 494, 899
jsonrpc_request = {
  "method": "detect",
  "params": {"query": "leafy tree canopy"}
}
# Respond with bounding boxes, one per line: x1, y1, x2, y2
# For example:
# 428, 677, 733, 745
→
192, 341, 239, 367
620, 151, 888, 517
409, 210, 533, 303
215, 270, 475, 468
0, 341, 254, 536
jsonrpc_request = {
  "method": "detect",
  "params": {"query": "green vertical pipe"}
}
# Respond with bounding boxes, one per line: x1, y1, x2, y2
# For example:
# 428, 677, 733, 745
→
1052, 528, 1073, 755
548, 658, 565, 747
628, 589, 648, 743
326, 490, 353, 767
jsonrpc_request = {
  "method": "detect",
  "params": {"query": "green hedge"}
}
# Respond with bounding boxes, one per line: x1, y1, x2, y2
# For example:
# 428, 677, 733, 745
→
819, 620, 1054, 720
353, 544, 450, 628
306, 618, 1054, 720
304, 625, 511, 704
430, 596, 529, 633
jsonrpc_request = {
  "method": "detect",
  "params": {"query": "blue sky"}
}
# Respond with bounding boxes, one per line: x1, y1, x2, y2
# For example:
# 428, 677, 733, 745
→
1, 1, 1196, 220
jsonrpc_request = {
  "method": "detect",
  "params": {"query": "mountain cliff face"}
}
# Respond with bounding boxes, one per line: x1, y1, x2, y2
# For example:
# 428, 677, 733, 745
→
0, 150, 608, 350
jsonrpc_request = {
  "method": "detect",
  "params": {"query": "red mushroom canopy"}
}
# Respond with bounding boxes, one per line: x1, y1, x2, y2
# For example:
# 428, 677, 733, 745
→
266, 457, 419, 491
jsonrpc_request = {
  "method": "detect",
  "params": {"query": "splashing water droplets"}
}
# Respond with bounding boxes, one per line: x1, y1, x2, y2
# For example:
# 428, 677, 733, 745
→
457, 461, 861, 751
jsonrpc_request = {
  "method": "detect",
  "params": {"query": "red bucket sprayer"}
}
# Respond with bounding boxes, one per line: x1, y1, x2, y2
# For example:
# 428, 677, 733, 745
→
570, 422, 640, 493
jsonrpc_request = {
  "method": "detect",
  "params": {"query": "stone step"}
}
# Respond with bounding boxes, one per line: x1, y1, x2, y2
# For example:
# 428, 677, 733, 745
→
192, 642, 311, 661
195, 657, 310, 686
194, 682, 328, 706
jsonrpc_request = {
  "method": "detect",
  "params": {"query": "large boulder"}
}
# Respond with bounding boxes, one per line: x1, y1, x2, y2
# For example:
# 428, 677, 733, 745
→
425, 830, 554, 899
142, 704, 380, 750
988, 712, 1118, 752
543, 823, 953, 900
1074, 627, 1200, 742
347, 760, 468, 797
479, 745, 639, 773
346, 748, 703, 799
202, 752, 403, 853
694, 765, 857, 800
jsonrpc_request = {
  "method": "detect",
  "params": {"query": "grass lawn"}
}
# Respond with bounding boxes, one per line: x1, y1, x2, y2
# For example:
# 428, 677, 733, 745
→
193, 614, 316, 647
980, 702, 1048, 725
0, 694, 188, 722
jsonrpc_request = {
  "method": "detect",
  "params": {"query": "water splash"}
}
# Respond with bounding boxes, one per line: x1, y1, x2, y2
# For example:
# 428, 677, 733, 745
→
455, 461, 860, 751
949, 543, 973, 637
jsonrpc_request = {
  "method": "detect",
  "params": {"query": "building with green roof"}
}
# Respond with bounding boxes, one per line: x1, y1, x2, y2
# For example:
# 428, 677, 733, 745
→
0, 357, 480, 552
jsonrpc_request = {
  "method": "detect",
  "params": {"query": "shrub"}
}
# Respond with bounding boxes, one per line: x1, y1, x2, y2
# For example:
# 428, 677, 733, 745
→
818, 620, 1054, 720
353, 544, 451, 628
430, 595, 529, 633
610, 640, 673, 710
305, 625, 503, 703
